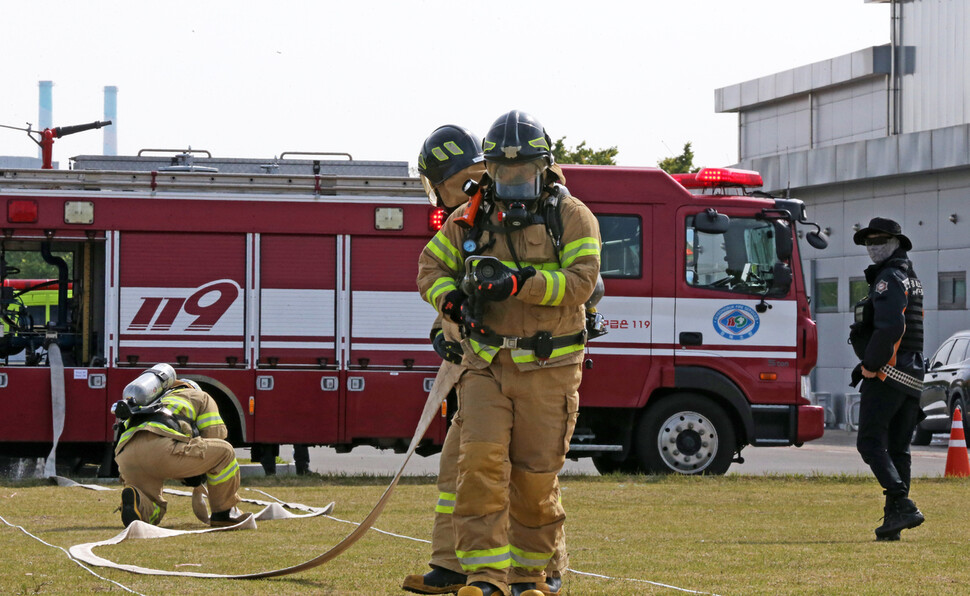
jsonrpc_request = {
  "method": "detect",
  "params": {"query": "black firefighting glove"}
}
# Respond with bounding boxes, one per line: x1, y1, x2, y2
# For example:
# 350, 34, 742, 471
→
440, 290, 466, 325
431, 329, 463, 364
181, 473, 206, 488
460, 299, 489, 335
476, 266, 536, 301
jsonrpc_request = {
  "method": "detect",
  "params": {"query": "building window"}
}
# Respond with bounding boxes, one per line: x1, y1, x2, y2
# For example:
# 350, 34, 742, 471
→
815, 278, 838, 312
939, 271, 967, 310
849, 277, 869, 309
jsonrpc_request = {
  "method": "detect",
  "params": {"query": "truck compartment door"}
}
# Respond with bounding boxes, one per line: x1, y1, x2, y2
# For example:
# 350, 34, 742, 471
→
117, 232, 246, 367
258, 235, 338, 368
347, 236, 438, 370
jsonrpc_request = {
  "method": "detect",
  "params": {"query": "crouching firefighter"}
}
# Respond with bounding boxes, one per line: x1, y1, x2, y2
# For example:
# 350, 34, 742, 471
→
848, 217, 926, 541
417, 110, 601, 596
112, 363, 246, 528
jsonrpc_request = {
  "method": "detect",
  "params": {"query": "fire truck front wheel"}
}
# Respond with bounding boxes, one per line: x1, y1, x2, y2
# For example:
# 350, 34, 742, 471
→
636, 394, 736, 475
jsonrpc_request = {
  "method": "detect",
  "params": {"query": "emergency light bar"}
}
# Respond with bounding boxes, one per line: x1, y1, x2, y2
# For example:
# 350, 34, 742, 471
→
672, 168, 763, 189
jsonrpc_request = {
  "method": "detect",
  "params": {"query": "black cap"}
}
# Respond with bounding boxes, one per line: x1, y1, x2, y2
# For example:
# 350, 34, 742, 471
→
853, 217, 912, 251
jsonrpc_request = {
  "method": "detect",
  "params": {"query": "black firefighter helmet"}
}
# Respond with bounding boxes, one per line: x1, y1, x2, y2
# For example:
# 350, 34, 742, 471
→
418, 125, 484, 208
482, 110, 553, 204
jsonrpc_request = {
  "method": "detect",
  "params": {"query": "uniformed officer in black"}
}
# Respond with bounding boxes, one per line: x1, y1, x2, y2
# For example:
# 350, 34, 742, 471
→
849, 217, 926, 541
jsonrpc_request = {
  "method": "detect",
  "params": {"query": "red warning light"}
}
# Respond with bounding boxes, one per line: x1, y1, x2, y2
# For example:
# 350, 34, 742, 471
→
429, 207, 446, 231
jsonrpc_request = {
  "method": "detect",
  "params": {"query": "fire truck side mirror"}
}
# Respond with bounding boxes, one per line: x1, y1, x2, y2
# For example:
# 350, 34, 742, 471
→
773, 221, 793, 261
771, 262, 793, 295
806, 230, 829, 250
695, 208, 730, 234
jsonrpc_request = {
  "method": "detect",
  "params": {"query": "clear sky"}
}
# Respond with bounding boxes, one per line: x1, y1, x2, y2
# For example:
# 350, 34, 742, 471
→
0, 0, 889, 171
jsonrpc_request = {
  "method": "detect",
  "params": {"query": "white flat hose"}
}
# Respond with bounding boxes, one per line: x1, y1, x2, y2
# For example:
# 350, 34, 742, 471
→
44, 344, 66, 478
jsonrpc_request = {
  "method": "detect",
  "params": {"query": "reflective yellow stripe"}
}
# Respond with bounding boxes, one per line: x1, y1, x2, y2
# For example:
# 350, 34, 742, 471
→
207, 459, 239, 485
456, 545, 511, 572
427, 277, 458, 307
528, 137, 550, 150
119, 421, 187, 445
539, 270, 566, 306
560, 236, 600, 267
196, 411, 224, 429
148, 503, 162, 525
161, 395, 196, 419
427, 232, 461, 272
443, 141, 464, 156
510, 545, 554, 571
435, 491, 456, 514
511, 342, 585, 364
468, 338, 498, 363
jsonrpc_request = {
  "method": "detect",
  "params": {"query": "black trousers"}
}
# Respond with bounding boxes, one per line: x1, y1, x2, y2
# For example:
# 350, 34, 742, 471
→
856, 378, 922, 497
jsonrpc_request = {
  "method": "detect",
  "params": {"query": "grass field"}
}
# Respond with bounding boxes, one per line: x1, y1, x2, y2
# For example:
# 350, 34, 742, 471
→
2, 473, 969, 595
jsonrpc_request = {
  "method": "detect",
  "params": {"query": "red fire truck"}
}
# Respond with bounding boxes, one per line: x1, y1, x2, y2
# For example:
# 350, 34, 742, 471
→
0, 152, 825, 476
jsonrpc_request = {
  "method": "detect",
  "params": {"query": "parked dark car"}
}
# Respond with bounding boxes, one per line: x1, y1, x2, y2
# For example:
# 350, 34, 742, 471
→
914, 330, 970, 445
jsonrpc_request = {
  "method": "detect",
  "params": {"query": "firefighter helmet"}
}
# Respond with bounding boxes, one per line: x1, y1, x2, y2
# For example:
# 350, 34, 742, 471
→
418, 125, 484, 208
482, 110, 553, 203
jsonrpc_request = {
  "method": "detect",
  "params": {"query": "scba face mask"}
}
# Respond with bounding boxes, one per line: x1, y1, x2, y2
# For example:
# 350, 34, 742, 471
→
866, 236, 900, 264
487, 158, 547, 203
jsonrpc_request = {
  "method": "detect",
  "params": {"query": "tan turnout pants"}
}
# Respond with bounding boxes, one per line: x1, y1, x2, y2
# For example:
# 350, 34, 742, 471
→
453, 350, 581, 590
115, 431, 241, 525
430, 402, 569, 579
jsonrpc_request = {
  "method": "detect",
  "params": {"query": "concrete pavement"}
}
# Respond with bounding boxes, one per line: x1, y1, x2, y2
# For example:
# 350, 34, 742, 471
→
235, 429, 955, 478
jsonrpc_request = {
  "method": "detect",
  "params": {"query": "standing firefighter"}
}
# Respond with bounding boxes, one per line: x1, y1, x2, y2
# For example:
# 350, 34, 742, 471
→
849, 217, 926, 541
417, 111, 600, 596
112, 364, 246, 527
405, 125, 567, 595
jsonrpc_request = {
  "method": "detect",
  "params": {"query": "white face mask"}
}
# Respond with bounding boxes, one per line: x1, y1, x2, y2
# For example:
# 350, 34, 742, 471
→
866, 237, 900, 264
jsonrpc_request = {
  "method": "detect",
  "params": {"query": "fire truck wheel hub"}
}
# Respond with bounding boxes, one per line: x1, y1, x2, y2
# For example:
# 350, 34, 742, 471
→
657, 411, 717, 472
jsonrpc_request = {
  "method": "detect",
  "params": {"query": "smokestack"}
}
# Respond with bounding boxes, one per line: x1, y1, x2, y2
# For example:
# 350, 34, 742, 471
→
103, 86, 118, 156
38, 81, 53, 160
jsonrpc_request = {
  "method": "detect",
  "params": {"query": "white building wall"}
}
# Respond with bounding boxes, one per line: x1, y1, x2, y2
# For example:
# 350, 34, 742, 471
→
900, 0, 970, 133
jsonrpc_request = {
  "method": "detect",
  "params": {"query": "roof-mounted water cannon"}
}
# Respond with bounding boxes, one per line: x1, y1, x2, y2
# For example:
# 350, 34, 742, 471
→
672, 167, 764, 190
0, 120, 112, 169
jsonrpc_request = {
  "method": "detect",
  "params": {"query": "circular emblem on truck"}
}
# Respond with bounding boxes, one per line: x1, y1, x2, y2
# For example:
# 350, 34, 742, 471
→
713, 304, 760, 340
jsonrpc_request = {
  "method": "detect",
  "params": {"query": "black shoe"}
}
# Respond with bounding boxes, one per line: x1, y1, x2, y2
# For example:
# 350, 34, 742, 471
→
875, 496, 925, 539
537, 575, 562, 595
876, 532, 901, 542
120, 486, 141, 527
457, 581, 502, 596
402, 566, 467, 594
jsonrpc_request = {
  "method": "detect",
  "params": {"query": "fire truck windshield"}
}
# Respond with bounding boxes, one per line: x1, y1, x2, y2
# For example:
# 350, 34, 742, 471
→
686, 216, 789, 295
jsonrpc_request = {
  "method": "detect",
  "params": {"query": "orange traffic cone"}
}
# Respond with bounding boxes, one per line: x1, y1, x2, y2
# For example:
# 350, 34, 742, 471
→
944, 406, 970, 478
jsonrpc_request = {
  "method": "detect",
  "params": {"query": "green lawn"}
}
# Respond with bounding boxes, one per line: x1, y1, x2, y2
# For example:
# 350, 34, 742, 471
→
1, 474, 968, 595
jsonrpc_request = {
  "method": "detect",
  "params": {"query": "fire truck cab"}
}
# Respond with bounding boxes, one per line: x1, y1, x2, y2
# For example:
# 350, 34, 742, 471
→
0, 153, 824, 475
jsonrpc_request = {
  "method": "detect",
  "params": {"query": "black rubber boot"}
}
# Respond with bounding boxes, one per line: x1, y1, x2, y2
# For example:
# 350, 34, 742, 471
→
209, 509, 248, 528
120, 486, 141, 527
457, 581, 502, 596
401, 566, 467, 594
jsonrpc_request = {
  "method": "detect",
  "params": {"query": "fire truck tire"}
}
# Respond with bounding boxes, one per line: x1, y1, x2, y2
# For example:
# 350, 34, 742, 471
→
636, 394, 736, 475
591, 454, 643, 475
